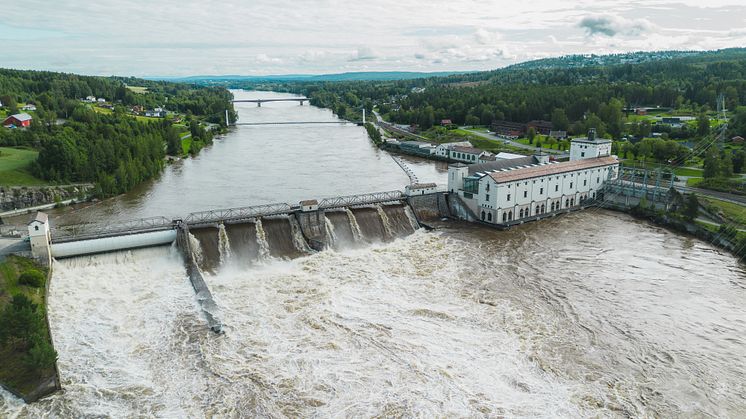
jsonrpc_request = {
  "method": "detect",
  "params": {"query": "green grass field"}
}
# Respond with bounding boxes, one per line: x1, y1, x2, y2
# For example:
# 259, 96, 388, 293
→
181, 137, 192, 155
701, 197, 746, 227
0, 147, 47, 186
126, 85, 149, 94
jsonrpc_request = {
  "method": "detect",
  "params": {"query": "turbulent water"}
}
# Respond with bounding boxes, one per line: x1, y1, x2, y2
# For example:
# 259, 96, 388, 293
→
2, 92, 746, 417
2, 211, 745, 417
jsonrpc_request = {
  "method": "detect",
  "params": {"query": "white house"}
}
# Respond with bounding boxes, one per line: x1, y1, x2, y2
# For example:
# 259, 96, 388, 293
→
28, 212, 51, 265
300, 200, 319, 212
405, 183, 438, 196
85, 95, 97, 103
21, 104, 36, 111
569, 128, 612, 161
97, 98, 106, 103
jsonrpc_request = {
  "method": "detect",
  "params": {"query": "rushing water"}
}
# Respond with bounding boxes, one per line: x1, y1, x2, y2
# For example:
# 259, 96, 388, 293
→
2, 92, 745, 417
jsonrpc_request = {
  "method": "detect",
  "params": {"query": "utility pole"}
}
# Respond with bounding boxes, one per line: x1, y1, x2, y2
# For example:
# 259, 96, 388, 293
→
225, 109, 230, 127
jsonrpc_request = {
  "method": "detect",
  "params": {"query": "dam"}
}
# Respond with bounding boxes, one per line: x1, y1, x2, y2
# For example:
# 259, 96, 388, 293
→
2, 91, 745, 417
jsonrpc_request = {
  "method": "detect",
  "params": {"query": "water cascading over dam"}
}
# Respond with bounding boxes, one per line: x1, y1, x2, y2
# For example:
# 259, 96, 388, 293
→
185, 204, 418, 273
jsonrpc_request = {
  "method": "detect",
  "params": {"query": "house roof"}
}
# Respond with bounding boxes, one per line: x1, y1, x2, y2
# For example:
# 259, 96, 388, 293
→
410, 182, 437, 189
6, 113, 32, 122
468, 155, 538, 175
400, 141, 432, 148
30, 211, 48, 224
488, 156, 618, 184
479, 155, 497, 161
452, 146, 483, 155
300, 199, 318, 206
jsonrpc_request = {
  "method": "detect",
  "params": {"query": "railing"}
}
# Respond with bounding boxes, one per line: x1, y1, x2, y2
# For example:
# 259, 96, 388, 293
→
51, 216, 174, 242
184, 202, 293, 224
391, 156, 419, 185
319, 190, 405, 209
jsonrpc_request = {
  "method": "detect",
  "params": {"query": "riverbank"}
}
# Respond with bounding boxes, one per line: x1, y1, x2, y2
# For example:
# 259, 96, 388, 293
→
0, 255, 60, 402
609, 203, 746, 261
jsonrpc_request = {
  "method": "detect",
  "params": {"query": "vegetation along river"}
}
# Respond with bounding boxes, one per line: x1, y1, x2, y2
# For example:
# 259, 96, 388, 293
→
1, 91, 745, 417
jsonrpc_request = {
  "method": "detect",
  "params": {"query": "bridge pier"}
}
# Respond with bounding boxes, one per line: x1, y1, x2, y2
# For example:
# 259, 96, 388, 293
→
295, 200, 328, 250
257, 102, 262, 107
299, 100, 304, 106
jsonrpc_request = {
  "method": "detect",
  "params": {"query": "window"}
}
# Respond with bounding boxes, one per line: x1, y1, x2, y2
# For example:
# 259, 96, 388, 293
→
555, 185, 559, 192
581, 152, 585, 157
596, 177, 600, 183
485, 194, 490, 202
487, 213, 492, 222
503, 212, 507, 222
486, 183, 490, 192
540, 187, 543, 194
519, 208, 524, 218
481, 211, 486, 221
507, 194, 511, 201
570, 182, 573, 188
583, 179, 587, 186
523, 191, 527, 198
34, 225, 39, 231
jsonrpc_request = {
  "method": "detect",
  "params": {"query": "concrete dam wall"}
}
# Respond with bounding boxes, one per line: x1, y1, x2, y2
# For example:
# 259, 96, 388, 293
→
187, 204, 419, 273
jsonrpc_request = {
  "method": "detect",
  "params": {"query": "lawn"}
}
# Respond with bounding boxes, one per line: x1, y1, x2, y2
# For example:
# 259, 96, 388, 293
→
126, 85, 149, 94
673, 167, 703, 177
181, 137, 192, 155
686, 177, 704, 187
0, 147, 48, 186
700, 197, 746, 227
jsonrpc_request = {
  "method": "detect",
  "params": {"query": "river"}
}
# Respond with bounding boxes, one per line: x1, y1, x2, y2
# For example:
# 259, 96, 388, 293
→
1, 91, 745, 418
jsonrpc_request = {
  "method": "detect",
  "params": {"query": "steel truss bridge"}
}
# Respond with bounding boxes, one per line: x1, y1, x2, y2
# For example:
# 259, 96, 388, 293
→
50, 191, 407, 241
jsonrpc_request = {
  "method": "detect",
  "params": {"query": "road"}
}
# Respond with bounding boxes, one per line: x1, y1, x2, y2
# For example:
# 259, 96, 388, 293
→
676, 186, 746, 205
462, 128, 569, 157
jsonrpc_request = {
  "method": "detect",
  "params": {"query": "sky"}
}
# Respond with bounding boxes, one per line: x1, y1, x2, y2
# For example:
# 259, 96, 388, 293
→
2, 0, 746, 77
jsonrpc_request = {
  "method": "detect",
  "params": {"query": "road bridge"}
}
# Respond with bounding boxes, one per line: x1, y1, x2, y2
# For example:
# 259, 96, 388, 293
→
232, 98, 310, 107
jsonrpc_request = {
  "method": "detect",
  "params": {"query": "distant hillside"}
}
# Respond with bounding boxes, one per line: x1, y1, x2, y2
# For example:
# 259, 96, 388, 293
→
155, 71, 470, 84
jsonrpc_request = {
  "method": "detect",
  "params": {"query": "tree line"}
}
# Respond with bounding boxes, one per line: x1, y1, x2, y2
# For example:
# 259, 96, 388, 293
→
0, 68, 234, 196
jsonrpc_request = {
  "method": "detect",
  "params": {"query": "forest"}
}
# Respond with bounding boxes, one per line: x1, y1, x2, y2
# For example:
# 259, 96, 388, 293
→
265, 49, 746, 140
0, 69, 236, 196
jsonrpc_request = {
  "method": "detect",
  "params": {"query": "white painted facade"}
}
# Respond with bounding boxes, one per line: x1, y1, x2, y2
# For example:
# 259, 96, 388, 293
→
28, 212, 51, 265
448, 157, 619, 225
570, 131, 612, 161
405, 183, 438, 196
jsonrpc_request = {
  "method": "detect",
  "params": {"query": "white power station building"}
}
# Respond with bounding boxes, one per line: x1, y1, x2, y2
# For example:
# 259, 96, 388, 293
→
447, 129, 619, 225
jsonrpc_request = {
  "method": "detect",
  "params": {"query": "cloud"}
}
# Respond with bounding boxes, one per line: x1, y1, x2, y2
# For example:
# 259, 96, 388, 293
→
255, 54, 282, 64
578, 14, 653, 37
349, 46, 378, 61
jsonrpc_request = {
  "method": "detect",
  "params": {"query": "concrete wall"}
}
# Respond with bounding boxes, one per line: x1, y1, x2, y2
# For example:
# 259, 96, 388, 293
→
51, 230, 177, 259
175, 224, 222, 333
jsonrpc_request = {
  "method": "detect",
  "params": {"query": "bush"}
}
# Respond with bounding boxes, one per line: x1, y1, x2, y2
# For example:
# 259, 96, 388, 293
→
18, 269, 45, 288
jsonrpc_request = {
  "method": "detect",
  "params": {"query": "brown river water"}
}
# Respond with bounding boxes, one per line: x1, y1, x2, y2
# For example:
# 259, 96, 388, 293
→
1, 91, 745, 418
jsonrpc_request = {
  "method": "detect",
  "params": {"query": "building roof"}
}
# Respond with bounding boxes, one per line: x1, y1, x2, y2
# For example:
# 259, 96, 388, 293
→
468, 155, 538, 175
479, 155, 497, 161
495, 152, 526, 160
400, 141, 432, 148
452, 146, 483, 155
488, 156, 618, 184
571, 136, 612, 145
6, 113, 32, 122
410, 182, 437, 189
30, 211, 48, 224
300, 199, 318, 206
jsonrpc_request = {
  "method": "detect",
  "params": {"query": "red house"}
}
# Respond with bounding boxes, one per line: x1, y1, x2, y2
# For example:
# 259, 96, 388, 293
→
2, 113, 32, 128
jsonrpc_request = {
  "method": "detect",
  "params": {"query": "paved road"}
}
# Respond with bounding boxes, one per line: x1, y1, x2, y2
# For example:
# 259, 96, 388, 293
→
0, 237, 29, 261
462, 128, 569, 157
677, 186, 746, 205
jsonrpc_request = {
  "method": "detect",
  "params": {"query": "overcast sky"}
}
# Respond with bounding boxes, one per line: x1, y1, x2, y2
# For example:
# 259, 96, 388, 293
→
2, 0, 745, 77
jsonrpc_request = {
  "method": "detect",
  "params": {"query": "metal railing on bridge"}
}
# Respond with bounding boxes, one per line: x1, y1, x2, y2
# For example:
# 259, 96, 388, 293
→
184, 202, 293, 224
318, 190, 405, 210
51, 216, 174, 242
